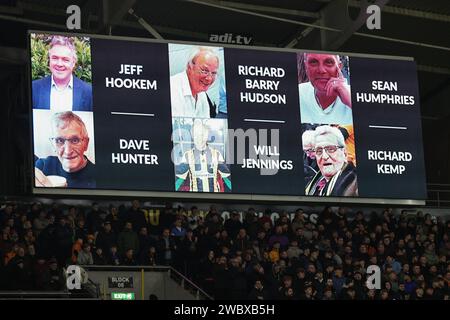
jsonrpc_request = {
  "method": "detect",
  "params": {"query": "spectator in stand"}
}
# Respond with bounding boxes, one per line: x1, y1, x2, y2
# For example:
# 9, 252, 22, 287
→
108, 245, 120, 266
138, 226, 155, 257
268, 225, 289, 250
27, 203, 41, 223
205, 214, 222, 236
332, 266, 347, 296
93, 247, 107, 265
77, 243, 93, 265
0, 204, 14, 227
128, 200, 147, 232
117, 222, 139, 256
159, 206, 177, 233
43, 257, 65, 291
234, 228, 251, 253
74, 217, 88, 241
213, 255, 230, 299
177, 229, 198, 277
23, 229, 36, 247
197, 250, 215, 295
228, 257, 248, 300
412, 287, 425, 300
71, 238, 83, 264
224, 211, 243, 240
35, 214, 56, 259
269, 242, 281, 263
54, 216, 73, 266
33, 257, 49, 289
6, 246, 33, 289
259, 209, 274, 230
187, 206, 201, 231
248, 279, 271, 300
33, 210, 49, 237
277, 274, 294, 298
86, 234, 96, 248
384, 255, 402, 274
244, 208, 259, 240
291, 210, 305, 236
86, 202, 105, 234
95, 221, 117, 253
122, 249, 137, 266
105, 205, 121, 233
157, 228, 176, 266
171, 219, 187, 239
218, 230, 233, 252
140, 246, 157, 266
424, 243, 439, 266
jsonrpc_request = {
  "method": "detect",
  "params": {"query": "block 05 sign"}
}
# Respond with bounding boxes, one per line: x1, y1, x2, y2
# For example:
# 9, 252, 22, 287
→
29, 31, 426, 202
108, 276, 134, 288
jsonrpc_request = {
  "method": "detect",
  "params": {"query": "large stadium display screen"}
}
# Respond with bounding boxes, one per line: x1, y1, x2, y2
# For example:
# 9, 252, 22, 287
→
29, 32, 426, 202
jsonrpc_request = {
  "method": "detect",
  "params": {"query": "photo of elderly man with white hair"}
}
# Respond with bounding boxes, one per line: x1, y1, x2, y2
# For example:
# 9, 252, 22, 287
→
304, 125, 358, 197
170, 46, 223, 118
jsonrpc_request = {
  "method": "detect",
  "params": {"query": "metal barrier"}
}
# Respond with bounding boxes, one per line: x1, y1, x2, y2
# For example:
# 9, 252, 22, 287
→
0, 290, 101, 300
0, 272, 101, 300
427, 183, 450, 207
0, 291, 71, 299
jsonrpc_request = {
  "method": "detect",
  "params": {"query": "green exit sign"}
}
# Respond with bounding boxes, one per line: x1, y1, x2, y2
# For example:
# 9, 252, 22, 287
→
111, 292, 135, 300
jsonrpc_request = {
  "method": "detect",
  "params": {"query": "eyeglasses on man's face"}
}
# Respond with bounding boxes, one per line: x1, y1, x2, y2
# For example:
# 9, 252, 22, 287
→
314, 145, 343, 156
192, 62, 218, 77
50, 137, 85, 147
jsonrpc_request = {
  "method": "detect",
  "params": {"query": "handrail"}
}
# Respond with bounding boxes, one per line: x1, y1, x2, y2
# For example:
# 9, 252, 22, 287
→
0, 291, 71, 300
80, 265, 171, 271
427, 186, 450, 208
168, 266, 213, 300
427, 183, 450, 187
0, 291, 70, 296
84, 278, 101, 298
11, 298, 103, 300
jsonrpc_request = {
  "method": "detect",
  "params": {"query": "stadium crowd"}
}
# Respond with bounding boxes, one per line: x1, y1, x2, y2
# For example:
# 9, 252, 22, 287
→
0, 200, 448, 300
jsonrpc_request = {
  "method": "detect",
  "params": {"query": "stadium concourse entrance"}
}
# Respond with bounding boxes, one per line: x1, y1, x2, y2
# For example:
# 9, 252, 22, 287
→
0, 265, 210, 300
78, 265, 211, 300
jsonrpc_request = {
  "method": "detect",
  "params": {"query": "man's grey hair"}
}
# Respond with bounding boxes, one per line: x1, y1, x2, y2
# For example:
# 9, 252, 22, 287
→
314, 125, 345, 148
48, 35, 78, 63
52, 111, 88, 138
302, 130, 316, 149
187, 46, 219, 68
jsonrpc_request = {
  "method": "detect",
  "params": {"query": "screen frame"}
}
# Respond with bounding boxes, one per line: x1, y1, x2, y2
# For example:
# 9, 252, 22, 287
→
27, 29, 426, 206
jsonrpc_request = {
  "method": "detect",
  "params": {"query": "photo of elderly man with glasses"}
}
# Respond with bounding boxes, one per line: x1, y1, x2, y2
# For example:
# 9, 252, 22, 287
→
169, 46, 223, 118
34, 111, 96, 188
304, 125, 358, 197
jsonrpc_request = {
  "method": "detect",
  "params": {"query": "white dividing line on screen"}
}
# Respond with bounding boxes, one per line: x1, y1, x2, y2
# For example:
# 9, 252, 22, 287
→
369, 125, 407, 130
244, 118, 285, 124
111, 112, 155, 117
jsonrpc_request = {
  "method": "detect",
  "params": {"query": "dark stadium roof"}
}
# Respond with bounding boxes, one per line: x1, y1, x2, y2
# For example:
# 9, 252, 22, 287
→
1, 0, 448, 116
